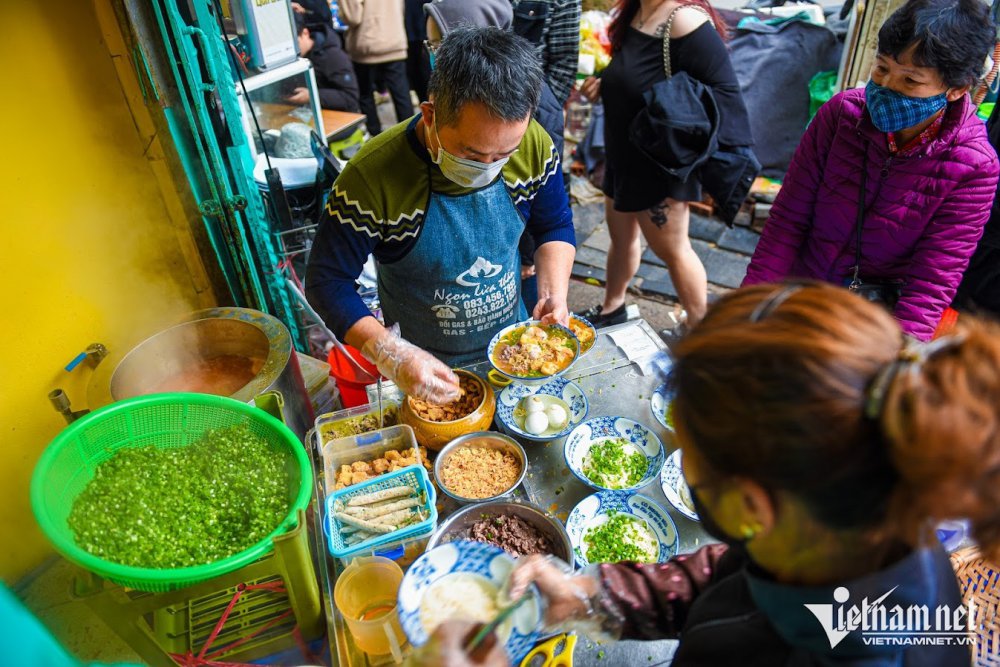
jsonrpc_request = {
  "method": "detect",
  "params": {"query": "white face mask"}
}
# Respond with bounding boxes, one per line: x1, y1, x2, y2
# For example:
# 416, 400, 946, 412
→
426, 118, 511, 189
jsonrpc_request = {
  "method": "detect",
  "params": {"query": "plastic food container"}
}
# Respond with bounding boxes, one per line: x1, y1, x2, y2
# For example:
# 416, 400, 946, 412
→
315, 400, 403, 447
322, 424, 425, 494
333, 556, 406, 661
354, 533, 431, 569
324, 465, 437, 559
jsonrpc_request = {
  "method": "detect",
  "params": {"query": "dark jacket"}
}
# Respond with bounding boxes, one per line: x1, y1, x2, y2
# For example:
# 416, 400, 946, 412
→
600, 543, 969, 666
954, 101, 1000, 315
307, 35, 360, 112
535, 81, 565, 158
629, 71, 759, 224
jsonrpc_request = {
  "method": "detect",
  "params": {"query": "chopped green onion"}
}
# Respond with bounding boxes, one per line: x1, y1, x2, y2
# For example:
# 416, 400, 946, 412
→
67, 425, 292, 569
583, 512, 658, 563
583, 438, 646, 489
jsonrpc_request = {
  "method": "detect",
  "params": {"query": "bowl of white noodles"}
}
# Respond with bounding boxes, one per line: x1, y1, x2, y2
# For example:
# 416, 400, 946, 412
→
397, 540, 542, 662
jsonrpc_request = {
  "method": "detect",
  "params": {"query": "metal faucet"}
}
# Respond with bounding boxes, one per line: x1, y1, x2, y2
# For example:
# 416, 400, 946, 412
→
49, 389, 90, 424
50, 342, 108, 424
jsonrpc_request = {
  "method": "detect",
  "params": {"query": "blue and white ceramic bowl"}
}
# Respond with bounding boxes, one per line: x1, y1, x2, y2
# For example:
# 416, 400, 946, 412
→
649, 382, 675, 433
660, 449, 699, 522
397, 540, 543, 663
496, 377, 589, 441
563, 416, 664, 492
568, 314, 598, 358
566, 491, 679, 567
486, 320, 580, 386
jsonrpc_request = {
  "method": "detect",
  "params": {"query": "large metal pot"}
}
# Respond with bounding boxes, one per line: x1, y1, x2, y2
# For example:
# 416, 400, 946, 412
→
110, 307, 313, 438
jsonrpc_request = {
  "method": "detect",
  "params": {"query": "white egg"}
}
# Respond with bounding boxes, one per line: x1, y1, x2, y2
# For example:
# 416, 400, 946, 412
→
545, 404, 568, 429
524, 411, 550, 435
524, 396, 546, 413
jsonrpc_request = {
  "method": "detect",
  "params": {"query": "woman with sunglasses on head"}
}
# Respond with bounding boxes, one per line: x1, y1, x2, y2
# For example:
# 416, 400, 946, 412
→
744, 0, 999, 342
413, 281, 1000, 666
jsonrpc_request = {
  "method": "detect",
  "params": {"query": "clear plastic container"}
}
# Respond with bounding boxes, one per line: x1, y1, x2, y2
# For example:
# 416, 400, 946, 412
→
333, 556, 406, 661
322, 424, 426, 494
315, 399, 403, 448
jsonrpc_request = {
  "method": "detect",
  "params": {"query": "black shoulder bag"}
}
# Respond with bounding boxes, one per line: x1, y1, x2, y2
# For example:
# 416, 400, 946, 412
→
847, 154, 903, 308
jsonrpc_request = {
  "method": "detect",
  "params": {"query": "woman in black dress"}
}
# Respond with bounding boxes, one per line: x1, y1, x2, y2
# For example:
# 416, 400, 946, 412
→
579, 0, 753, 329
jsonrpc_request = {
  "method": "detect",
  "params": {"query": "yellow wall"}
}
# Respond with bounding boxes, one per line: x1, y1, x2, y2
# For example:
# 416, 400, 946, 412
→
0, 2, 218, 580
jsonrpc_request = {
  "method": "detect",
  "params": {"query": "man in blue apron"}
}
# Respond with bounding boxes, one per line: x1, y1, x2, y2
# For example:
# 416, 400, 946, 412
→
306, 26, 576, 403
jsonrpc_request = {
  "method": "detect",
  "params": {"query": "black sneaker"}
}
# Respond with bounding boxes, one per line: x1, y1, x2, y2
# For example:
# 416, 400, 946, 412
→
577, 303, 629, 328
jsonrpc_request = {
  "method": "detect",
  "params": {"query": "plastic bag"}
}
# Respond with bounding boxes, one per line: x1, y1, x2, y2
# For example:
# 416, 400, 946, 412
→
579, 11, 612, 73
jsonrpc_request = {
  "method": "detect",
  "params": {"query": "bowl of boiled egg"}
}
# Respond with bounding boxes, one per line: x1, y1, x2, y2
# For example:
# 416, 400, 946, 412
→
495, 377, 589, 441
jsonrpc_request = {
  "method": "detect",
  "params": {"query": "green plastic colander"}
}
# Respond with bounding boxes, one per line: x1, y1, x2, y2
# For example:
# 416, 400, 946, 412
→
30, 393, 313, 592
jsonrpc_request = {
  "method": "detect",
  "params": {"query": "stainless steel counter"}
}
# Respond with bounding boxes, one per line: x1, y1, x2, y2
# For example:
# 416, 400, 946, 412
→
308, 319, 712, 666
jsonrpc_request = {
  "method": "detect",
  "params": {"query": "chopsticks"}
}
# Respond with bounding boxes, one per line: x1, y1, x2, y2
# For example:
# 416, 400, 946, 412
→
465, 595, 530, 653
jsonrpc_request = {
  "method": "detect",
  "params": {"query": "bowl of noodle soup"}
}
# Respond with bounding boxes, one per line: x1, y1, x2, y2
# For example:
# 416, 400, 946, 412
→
487, 320, 580, 386
397, 540, 542, 662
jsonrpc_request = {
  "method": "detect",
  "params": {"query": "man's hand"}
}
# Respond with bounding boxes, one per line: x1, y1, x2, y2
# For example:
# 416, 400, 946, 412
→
405, 621, 507, 666
532, 240, 574, 327
533, 294, 569, 327
361, 331, 461, 404
286, 87, 310, 105
290, 2, 307, 13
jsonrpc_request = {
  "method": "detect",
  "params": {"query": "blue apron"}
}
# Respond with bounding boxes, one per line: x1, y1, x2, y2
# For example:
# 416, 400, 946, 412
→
378, 176, 527, 366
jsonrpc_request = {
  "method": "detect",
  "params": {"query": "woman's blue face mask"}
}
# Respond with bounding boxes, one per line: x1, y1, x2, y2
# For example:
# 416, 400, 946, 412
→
864, 80, 948, 133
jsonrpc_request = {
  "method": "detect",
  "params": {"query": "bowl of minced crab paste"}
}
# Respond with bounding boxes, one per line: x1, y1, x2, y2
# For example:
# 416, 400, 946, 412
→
487, 320, 580, 386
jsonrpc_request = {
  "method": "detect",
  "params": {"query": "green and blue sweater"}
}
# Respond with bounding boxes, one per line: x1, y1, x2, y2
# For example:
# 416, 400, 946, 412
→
306, 114, 575, 339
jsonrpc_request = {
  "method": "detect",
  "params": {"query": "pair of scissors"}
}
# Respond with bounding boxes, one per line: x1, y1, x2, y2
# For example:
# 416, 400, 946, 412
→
520, 633, 576, 667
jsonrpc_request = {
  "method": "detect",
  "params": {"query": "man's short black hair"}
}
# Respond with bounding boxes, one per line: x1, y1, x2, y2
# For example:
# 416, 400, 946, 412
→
877, 0, 995, 89
428, 26, 543, 126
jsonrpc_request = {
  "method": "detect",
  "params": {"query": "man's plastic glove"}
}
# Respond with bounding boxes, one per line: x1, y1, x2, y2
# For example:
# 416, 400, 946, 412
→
362, 332, 461, 404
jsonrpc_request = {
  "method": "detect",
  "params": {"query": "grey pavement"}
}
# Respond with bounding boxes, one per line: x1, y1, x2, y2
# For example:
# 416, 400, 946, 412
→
568, 200, 761, 332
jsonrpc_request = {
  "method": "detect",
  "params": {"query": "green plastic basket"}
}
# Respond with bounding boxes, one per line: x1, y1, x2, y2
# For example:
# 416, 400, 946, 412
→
30, 393, 313, 593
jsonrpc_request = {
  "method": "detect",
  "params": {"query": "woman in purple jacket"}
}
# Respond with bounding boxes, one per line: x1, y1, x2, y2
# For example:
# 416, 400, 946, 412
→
743, 0, 998, 341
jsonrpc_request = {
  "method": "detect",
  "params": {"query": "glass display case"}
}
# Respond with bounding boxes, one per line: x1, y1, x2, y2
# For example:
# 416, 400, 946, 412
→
236, 58, 323, 159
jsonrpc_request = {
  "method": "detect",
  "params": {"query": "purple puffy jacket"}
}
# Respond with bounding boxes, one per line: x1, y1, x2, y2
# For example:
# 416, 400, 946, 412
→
743, 88, 999, 340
